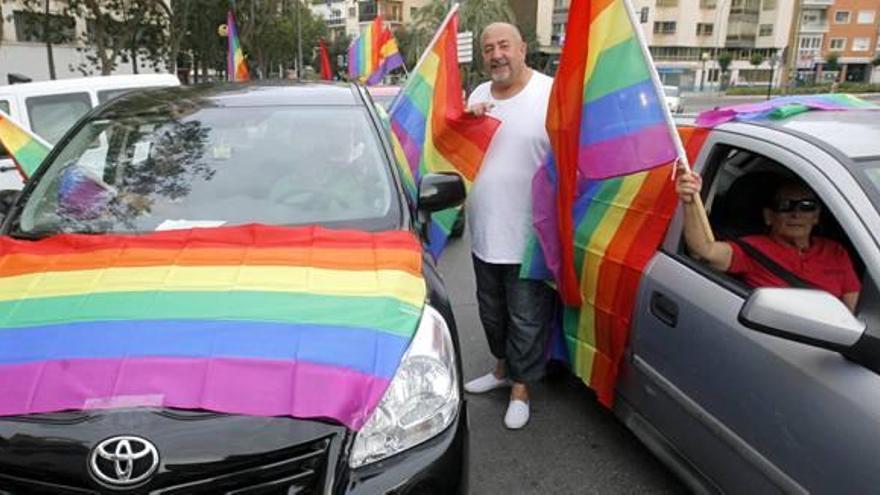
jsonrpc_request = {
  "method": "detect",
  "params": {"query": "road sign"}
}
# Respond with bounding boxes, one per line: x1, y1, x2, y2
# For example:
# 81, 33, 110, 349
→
457, 31, 473, 64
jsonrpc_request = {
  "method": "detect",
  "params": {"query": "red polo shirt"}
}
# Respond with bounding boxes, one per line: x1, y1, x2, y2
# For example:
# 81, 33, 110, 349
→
728, 235, 861, 298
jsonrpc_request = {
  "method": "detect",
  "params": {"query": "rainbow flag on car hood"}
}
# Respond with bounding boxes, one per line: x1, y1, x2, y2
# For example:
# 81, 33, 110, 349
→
696, 93, 879, 127
0, 224, 426, 430
0, 109, 52, 179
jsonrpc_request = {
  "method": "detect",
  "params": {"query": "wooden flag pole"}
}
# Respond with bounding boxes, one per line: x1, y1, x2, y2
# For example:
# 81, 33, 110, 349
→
622, 0, 715, 242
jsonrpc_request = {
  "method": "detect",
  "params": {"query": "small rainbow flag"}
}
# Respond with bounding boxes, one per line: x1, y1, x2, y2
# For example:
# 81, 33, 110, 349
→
0, 109, 52, 180
227, 9, 250, 82
696, 93, 880, 127
545, 0, 680, 305
348, 15, 404, 85
387, 5, 500, 258
0, 224, 426, 430
526, 128, 709, 407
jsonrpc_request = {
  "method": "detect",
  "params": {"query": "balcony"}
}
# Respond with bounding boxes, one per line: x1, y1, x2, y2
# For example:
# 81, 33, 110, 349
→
801, 0, 833, 7
326, 17, 345, 27
799, 22, 829, 33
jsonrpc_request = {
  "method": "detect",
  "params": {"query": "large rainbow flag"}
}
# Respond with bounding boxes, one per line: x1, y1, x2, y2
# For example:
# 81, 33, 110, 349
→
526, 128, 709, 406
387, 5, 500, 258
227, 9, 250, 82
543, 0, 680, 306
348, 15, 404, 85
0, 109, 51, 180
0, 224, 425, 430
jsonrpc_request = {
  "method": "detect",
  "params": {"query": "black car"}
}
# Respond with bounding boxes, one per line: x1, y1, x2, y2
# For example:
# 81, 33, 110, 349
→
0, 83, 468, 494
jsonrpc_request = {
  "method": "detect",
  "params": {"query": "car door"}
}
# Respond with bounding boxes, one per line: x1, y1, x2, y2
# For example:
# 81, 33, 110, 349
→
622, 125, 880, 493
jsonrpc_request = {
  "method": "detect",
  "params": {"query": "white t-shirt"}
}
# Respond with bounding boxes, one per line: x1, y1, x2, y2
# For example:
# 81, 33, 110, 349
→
466, 70, 553, 264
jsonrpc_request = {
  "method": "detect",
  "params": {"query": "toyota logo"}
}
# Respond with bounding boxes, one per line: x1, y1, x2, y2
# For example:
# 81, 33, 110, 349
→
88, 436, 160, 488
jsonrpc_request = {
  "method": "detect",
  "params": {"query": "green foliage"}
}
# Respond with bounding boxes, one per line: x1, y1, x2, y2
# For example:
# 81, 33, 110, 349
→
825, 52, 841, 71
873, 55, 880, 67
717, 52, 733, 73
749, 53, 764, 67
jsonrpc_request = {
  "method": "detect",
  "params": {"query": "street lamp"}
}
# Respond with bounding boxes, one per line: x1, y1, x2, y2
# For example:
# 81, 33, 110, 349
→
767, 53, 780, 100
700, 51, 710, 92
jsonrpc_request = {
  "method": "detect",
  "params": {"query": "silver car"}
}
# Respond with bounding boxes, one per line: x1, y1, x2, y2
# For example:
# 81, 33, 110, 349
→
617, 110, 880, 493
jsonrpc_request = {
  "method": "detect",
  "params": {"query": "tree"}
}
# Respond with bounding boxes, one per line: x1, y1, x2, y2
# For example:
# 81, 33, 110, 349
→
825, 51, 841, 72
717, 51, 733, 89
749, 53, 764, 68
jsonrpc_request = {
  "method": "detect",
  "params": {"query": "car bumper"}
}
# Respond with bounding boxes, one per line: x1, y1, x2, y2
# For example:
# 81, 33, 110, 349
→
340, 400, 469, 494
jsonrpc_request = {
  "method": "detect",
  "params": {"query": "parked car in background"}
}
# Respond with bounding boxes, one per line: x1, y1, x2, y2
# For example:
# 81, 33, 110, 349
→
0, 74, 180, 190
618, 110, 880, 493
663, 85, 684, 114
0, 83, 468, 494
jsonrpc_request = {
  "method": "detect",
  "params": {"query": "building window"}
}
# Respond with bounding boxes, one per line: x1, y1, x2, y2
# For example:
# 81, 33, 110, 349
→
707, 68, 720, 82
349, 7, 356, 17
758, 24, 773, 36
834, 11, 850, 23
700, 0, 717, 8
13, 10, 76, 43
761, 0, 775, 10
696, 23, 714, 36
653, 21, 676, 34
656, 0, 678, 7
829, 38, 846, 51
852, 37, 870, 51
857, 10, 875, 24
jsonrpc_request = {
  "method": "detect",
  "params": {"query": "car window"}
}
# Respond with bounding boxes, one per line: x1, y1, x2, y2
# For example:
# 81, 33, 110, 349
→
0, 100, 10, 159
16, 105, 399, 235
26, 92, 92, 144
686, 144, 865, 299
98, 87, 155, 105
859, 163, 880, 213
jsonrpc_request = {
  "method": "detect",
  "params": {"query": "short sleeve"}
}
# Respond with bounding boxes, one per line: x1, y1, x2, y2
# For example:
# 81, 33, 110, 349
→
726, 240, 752, 275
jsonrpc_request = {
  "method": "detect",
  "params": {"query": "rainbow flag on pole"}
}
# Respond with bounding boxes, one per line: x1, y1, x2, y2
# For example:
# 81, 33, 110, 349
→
542, 0, 681, 306
227, 8, 250, 82
387, 5, 500, 258
0, 224, 426, 430
526, 0, 693, 406
348, 15, 404, 85
0, 109, 52, 180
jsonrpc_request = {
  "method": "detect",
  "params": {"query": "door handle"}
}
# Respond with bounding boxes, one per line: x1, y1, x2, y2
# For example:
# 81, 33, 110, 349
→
650, 291, 678, 327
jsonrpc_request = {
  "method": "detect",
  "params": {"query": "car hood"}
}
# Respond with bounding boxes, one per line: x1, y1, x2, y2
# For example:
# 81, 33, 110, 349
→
0, 224, 426, 431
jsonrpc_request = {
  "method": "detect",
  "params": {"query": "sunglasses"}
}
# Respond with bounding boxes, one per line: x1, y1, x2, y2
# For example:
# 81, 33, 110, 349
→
772, 198, 820, 213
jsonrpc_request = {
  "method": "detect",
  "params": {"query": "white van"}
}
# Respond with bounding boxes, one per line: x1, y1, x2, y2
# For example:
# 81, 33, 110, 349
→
0, 74, 180, 190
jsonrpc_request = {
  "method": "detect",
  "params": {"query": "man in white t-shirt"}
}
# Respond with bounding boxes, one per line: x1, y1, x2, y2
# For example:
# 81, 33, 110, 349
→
463, 22, 556, 430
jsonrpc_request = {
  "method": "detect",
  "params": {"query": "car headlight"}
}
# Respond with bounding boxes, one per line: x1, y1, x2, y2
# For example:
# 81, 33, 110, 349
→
349, 304, 460, 468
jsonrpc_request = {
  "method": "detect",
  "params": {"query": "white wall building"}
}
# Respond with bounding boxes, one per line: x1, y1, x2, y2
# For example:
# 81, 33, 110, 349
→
0, 0, 167, 85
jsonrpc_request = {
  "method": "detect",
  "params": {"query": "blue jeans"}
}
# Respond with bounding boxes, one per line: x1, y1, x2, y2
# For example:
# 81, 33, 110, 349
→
472, 255, 556, 384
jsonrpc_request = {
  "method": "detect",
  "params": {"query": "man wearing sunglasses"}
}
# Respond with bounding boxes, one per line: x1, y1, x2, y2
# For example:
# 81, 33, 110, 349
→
675, 169, 861, 313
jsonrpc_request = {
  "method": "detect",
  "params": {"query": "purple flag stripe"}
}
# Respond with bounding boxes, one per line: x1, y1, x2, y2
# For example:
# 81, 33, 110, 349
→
578, 124, 678, 180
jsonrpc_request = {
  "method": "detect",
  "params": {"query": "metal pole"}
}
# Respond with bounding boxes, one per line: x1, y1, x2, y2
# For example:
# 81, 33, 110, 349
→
297, 0, 304, 78
767, 64, 774, 99
700, 58, 706, 91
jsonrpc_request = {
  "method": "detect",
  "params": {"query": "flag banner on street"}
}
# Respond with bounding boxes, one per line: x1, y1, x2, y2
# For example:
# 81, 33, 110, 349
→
348, 15, 404, 85
0, 109, 52, 180
543, 0, 681, 306
387, 5, 500, 259
319, 38, 333, 80
227, 9, 250, 82
524, 127, 710, 407
0, 224, 426, 431
696, 93, 880, 127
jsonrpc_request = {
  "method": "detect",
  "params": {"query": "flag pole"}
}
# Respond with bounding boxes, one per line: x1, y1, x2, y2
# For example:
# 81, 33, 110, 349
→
389, 3, 460, 113
622, 0, 715, 242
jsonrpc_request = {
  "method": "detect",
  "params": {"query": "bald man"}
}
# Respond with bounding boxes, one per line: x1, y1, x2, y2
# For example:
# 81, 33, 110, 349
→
463, 22, 555, 430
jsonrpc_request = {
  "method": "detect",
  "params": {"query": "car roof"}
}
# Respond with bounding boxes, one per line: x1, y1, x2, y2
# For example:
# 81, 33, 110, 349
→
731, 109, 880, 161
0, 74, 179, 96
97, 82, 364, 118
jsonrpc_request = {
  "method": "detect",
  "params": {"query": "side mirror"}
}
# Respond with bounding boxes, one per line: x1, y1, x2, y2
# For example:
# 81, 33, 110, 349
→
739, 288, 865, 352
418, 173, 465, 213
0, 189, 20, 219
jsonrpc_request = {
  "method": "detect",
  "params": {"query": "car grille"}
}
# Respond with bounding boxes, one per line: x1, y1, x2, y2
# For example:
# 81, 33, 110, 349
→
0, 436, 332, 494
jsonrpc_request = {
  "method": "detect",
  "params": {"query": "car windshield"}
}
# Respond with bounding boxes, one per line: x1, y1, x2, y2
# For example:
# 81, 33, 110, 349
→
13, 105, 399, 236
664, 86, 680, 97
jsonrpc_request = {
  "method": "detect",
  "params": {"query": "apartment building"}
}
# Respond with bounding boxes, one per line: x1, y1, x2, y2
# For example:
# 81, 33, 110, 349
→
795, 0, 879, 83
0, 0, 161, 84
309, 0, 430, 40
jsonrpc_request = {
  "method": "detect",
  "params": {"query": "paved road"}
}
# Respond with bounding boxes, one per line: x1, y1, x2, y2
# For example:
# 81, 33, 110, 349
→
682, 91, 880, 114
437, 234, 686, 495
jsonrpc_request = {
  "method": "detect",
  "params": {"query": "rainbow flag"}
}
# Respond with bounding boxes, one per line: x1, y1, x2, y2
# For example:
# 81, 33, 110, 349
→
545, 0, 680, 305
0, 224, 426, 430
696, 93, 880, 127
348, 15, 404, 85
0, 109, 52, 180
387, 5, 500, 258
525, 127, 710, 407
227, 9, 250, 82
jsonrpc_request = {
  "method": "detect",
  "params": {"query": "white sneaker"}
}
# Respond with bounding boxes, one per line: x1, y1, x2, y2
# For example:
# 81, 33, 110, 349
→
504, 399, 530, 429
464, 372, 512, 394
